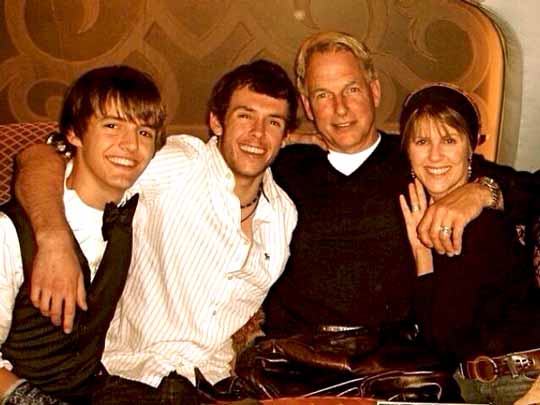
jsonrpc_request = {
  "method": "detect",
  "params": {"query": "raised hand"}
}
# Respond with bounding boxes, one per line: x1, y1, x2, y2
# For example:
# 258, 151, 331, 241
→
399, 179, 433, 276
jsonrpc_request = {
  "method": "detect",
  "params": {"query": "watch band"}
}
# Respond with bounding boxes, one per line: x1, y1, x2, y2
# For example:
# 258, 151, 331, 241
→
45, 131, 74, 159
474, 176, 501, 210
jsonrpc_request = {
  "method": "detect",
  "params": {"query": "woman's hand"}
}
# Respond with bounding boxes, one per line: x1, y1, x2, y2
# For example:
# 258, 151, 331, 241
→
399, 179, 433, 276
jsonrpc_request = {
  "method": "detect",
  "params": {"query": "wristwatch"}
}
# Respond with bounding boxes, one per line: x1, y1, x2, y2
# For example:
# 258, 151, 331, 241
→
45, 131, 74, 159
474, 176, 502, 210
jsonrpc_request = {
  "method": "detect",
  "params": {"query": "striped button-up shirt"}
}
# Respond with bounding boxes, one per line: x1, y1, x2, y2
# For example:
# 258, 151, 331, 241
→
102, 135, 297, 386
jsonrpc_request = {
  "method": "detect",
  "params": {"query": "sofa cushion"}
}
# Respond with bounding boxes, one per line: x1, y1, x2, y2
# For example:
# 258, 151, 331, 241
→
0, 122, 58, 204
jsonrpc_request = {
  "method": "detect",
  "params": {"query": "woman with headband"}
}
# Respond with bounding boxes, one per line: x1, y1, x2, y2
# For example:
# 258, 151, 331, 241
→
399, 83, 540, 404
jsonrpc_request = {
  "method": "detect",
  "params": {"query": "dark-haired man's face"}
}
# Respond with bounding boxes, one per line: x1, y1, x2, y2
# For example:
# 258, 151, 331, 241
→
210, 86, 288, 187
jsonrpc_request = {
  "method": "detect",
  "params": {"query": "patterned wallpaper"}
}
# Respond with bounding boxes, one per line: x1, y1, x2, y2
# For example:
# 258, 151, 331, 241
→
0, 0, 505, 160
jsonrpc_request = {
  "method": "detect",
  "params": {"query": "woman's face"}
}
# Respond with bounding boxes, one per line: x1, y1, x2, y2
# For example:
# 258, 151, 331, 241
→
407, 117, 472, 201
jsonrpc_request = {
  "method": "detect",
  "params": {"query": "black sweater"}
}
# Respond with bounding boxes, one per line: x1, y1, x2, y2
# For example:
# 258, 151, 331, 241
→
264, 134, 415, 335
264, 133, 540, 338
414, 209, 540, 366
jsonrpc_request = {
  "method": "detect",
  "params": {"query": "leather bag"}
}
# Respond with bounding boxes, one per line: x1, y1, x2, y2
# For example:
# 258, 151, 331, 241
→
196, 323, 462, 403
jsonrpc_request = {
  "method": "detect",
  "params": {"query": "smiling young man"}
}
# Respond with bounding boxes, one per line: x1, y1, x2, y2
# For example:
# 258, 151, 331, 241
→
12, 60, 298, 404
0, 65, 165, 404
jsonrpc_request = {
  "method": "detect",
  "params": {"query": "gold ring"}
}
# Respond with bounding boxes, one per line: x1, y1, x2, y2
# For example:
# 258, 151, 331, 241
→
411, 204, 420, 212
439, 226, 452, 237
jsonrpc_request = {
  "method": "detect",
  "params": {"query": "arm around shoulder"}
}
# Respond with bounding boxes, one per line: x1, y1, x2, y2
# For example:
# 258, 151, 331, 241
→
132, 134, 206, 196
473, 155, 540, 223
15, 143, 68, 238
14, 143, 84, 334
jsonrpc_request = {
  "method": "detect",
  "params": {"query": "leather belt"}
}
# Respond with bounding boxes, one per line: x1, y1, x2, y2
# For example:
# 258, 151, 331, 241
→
460, 348, 540, 382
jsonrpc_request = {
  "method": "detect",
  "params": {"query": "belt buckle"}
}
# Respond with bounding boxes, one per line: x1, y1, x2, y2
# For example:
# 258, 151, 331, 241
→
470, 355, 499, 382
507, 354, 533, 377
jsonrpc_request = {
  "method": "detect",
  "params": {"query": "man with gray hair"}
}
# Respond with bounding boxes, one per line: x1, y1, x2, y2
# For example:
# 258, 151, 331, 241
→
263, 31, 538, 337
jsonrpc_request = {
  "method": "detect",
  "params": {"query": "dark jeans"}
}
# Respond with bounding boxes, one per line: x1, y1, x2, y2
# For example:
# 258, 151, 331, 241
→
92, 372, 199, 404
455, 369, 540, 405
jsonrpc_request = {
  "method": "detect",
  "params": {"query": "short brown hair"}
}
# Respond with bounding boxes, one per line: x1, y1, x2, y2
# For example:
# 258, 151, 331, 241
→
59, 65, 167, 150
295, 31, 377, 95
207, 59, 298, 134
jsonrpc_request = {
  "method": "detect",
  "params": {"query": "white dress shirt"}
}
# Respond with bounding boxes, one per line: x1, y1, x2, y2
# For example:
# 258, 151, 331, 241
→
102, 135, 297, 386
0, 164, 107, 370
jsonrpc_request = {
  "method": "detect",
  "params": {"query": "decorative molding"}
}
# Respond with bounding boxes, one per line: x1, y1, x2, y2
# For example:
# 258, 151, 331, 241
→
0, 0, 505, 160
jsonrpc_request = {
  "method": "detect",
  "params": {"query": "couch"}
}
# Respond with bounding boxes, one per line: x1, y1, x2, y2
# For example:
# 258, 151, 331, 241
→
0, 121, 58, 204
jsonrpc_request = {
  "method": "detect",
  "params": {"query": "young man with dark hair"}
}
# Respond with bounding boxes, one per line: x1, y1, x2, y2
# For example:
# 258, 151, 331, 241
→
13, 59, 298, 404
0, 65, 165, 404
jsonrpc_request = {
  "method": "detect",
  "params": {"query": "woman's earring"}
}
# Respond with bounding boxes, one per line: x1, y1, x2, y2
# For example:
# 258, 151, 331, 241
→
467, 155, 472, 180
410, 168, 416, 179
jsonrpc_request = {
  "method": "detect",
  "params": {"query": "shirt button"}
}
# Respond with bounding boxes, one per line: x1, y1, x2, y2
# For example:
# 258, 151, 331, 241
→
226, 274, 233, 280
212, 310, 217, 316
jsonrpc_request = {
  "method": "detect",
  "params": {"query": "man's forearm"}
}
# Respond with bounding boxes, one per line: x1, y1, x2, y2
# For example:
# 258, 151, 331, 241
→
0, 368, 66, 404
474, 155, 540, 223
0, 367, 20, 397
14, 144, 69, 239
16, 143, 86, 331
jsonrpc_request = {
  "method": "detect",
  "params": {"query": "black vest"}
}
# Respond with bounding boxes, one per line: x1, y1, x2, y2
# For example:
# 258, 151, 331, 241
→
0, 195, 138, 402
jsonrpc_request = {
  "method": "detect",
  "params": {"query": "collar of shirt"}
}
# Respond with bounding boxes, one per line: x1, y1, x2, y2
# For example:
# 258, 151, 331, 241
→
64, 161, 103, 231
327, 133, 381, 175
63, 161, 109, 279
206, 137, 280, 225
64, 161, 130, 227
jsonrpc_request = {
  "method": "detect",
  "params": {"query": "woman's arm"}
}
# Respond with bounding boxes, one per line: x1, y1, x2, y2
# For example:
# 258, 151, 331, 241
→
399, 179, 433, 276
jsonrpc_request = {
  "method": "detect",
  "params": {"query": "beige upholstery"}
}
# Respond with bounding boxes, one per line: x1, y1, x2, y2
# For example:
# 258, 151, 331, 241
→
1, 1, 505, 161
0, 122, 58, 204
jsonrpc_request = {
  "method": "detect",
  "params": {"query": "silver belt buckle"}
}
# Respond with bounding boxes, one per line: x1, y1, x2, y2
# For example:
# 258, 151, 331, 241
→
506, 354, 533, 378
318, 325, 365, 333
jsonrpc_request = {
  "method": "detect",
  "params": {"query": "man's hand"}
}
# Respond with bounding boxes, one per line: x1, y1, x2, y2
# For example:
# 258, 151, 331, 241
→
14, 143, 82, 332
417, 182, 492, 256
282, 130, 328, 151
31, 230, 87, 333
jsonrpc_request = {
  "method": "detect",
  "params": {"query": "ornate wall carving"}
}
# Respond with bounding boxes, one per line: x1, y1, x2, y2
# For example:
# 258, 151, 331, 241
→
0, 0, 504, 159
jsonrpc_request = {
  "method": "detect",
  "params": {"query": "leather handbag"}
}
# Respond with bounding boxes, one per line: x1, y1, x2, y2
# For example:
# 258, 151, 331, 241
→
196, 323, 462, 403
